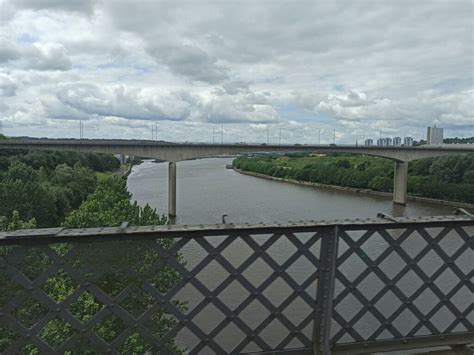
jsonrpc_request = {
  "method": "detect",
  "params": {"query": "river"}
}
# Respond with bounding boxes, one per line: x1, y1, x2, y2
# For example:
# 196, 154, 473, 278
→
127, 158, 451, 225
127, 158, 462, 353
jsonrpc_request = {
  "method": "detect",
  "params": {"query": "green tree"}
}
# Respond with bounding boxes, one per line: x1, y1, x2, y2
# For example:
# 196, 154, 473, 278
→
233, 155, 473, 203
64, 176, 166, 228
463, 170, 474, 184
335, 159, 351, 169
58, 176, 179, 353
0, 210, 36, 232
0, 150, 123, 228
0, 161, 60, 227
1, 176, 182, 354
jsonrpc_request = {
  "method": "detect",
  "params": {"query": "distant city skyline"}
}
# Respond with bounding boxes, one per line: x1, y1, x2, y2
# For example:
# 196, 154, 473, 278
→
1, 118, 472, 145
0, 1, 473, 143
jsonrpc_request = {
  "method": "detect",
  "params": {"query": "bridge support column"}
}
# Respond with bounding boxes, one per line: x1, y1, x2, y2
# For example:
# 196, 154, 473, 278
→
168, 162, 177, 218
393, 161, 408, 205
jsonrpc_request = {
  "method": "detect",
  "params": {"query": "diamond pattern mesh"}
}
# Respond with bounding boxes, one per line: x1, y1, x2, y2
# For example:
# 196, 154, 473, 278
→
331, 225, 473, 344
0, 230, 321, 354
0, 219, 472, 354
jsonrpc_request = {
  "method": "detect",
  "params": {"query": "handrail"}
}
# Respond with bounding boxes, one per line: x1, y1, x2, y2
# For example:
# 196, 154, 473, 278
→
0, 216, 472, 354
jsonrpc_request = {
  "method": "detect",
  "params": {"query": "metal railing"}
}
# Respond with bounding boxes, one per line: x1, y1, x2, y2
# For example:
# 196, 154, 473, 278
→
0, 215, 473, 354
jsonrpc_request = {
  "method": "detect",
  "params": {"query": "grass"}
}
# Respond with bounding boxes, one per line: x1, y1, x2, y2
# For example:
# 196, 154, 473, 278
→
95, 171, 113, 181
95, 164, 131, 181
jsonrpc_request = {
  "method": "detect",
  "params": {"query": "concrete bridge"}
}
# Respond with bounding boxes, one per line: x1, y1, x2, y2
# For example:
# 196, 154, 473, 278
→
1, 138, 473, 216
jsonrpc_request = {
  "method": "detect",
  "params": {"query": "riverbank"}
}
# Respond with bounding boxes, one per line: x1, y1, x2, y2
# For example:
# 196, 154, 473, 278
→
234, 168, 474, 210
121, 162, 134, 177
95, 161, 137, 181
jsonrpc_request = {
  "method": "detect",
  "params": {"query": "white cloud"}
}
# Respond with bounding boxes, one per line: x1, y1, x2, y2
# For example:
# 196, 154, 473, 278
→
0, 0, 472, 141
0, 36, 71, 70
147, 43, 229, 84
0, 37, 20, 62
0, 73, 17, 96
55, 84, 192, 121
13, 0, 96, 14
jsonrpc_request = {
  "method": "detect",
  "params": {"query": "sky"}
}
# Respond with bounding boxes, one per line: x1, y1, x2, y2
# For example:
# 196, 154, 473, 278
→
0, 0, 473, 143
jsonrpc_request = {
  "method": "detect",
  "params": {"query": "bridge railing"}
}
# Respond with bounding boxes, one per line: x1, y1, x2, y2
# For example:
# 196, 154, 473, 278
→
0, 216, 473, 354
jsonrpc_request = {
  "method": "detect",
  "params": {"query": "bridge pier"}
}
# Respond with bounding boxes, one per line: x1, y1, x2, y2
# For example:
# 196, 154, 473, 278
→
393, 161, 408, 205
168, 162, 177, 218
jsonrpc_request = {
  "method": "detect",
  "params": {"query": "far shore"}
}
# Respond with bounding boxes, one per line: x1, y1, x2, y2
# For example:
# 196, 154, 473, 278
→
234, 168, 474, 210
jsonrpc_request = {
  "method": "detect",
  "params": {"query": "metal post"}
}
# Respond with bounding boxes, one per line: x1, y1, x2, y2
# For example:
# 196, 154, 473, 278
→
313, 226, 339, 355
393, 161, 408, 205
79, 120, 82, 139
168, 162, 177, 217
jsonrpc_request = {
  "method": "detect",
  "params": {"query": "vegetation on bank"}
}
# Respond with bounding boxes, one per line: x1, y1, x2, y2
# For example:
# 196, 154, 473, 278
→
443, 137, 474, 144
233, 154, 474, 204
0, 150, 120, 229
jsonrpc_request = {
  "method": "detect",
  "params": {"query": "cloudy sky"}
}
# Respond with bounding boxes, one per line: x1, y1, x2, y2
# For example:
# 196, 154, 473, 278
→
0, 0, 473, 143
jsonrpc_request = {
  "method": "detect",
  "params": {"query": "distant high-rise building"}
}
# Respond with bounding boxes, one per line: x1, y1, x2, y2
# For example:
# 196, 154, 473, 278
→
404, 137, 414, 146
393, 137, 402, 146
385, 137, 392, 146
377, 138, 386, 146
364, 138, 373, 146
427, 126, 443, 145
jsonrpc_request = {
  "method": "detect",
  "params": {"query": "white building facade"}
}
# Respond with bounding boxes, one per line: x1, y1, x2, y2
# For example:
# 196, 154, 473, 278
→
427, 126, 444, 145
404, 137, 414, 146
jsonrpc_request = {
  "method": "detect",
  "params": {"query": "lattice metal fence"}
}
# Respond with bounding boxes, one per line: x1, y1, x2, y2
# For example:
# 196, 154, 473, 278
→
0, 216, 473, 354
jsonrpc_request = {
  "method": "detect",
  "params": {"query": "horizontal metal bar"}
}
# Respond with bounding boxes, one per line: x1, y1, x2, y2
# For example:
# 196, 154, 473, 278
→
412, 347, 474, 355
245, 347, 313, 355
455, 208, 474, 217
1, 215, 472, 245
212, 332, 474, 355
333, 332, 474, 355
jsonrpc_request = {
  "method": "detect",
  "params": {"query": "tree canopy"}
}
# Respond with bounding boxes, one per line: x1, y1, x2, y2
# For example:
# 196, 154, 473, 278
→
1, 158, 179, 353
0, 150, 120, 229
233, 154, 474, 204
